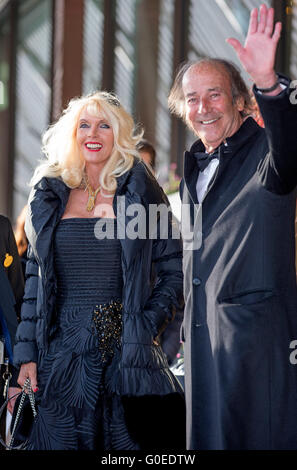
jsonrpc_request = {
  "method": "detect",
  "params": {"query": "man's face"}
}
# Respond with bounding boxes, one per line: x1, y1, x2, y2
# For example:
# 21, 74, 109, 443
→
182, 63, 244, 152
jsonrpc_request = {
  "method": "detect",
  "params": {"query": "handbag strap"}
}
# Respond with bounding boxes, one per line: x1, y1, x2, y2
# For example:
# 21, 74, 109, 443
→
0, 392, 20, 449
0, 378, 37, 450
8, 377, 37, 450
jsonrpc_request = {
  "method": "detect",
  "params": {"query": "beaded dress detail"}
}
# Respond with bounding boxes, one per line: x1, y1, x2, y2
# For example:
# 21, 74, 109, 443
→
27, 218, 139, 450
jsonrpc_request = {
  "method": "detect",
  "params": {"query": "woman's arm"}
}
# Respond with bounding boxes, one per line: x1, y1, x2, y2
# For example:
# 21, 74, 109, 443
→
143, 213, 183, 339
17, 361, 38, 391
13, 244, 39, 387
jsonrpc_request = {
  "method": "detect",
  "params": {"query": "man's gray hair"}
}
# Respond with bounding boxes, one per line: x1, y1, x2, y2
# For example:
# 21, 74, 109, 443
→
168, 57, 253, 121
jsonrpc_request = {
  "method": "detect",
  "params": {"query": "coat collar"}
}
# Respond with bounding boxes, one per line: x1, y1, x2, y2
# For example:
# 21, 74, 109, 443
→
113, 158, 169, 267
25, 177, 70, 266
187, 116, 260, 157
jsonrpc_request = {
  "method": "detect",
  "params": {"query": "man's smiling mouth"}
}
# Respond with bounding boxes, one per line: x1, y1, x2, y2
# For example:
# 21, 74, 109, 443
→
200, 118, 220, 125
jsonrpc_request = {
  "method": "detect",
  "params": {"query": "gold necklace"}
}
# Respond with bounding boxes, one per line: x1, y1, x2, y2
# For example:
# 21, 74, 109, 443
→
83, 173, 101, 212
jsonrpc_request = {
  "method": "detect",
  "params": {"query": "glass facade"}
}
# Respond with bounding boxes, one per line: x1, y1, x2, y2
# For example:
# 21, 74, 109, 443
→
290, 3, 297, 78
155, 0, 175, 181
13, 0, 52, 220
0, 4, 11, 214
188, 0, 272, 72
82, 0, 104, 94
0, 5, 10, 116
114, 0, 136, 114
0, 14, 8, 111
0, 0, 293, 219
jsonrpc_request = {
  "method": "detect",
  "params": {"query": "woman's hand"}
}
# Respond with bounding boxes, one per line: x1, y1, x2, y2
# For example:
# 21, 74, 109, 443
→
17, 362, 38, 392
226, 4, 282, 92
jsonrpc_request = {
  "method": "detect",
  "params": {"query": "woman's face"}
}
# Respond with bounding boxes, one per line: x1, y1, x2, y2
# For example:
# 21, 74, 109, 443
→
76, 107, 114, 166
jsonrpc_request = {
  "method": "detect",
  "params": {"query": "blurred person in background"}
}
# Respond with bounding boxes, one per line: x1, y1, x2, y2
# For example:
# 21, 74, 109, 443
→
14, 205, 28, 278
136, 138, 156, 173
0, 215, 24, 447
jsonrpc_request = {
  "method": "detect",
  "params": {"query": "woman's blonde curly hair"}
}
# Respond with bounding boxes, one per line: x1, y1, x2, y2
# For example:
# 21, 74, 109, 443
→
30, 91, 143, 193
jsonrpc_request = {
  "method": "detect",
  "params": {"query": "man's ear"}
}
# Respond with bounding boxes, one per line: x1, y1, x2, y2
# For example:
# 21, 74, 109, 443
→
235, 95, 245, 112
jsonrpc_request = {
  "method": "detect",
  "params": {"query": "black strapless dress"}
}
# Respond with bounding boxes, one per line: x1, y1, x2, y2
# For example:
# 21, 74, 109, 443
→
27, 218, 139, 450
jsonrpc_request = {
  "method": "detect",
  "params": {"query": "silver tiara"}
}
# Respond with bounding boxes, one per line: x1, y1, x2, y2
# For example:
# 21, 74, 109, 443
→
106, 95, 121, 107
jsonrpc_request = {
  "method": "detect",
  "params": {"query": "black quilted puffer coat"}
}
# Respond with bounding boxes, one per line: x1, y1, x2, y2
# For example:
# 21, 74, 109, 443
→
13, 160, 184, 398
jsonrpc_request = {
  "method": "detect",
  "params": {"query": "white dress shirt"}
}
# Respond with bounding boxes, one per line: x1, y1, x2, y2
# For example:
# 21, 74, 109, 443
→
196, 157, 219, 203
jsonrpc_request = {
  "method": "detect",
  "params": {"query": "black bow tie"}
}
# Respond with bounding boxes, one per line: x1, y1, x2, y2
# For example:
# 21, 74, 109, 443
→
194, 150, 219, 172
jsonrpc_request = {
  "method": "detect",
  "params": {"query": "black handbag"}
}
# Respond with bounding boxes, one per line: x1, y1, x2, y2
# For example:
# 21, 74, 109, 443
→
0, 377, 37, 450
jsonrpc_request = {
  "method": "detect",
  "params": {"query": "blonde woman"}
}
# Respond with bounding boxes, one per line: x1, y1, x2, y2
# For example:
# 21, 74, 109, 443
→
13, 91, 185, 450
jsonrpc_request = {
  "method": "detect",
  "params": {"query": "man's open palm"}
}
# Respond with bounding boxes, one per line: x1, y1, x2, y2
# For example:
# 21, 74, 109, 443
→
227, 4, 281, 86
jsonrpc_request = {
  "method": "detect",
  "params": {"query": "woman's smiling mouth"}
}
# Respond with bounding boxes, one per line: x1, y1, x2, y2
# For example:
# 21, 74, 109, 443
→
85, 142, 103, 151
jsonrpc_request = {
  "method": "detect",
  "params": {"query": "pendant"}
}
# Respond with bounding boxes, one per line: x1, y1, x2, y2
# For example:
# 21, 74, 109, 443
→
84, 175, 101, 212
86, 195, 96, 212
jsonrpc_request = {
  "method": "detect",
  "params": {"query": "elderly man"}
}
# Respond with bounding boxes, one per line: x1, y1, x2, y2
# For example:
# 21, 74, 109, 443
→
168, 4, 297, 450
